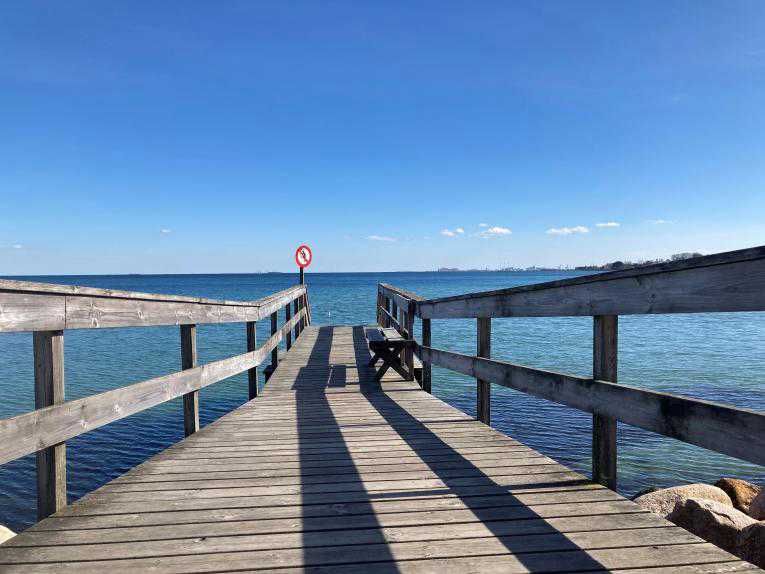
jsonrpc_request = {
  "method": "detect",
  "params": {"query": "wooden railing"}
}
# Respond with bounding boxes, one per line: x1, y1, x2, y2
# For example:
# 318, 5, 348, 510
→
0, 279, 311, 520
377, 245, 765, 490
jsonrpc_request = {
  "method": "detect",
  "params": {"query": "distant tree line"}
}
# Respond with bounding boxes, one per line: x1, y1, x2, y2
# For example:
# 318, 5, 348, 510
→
575, 252, 703, 272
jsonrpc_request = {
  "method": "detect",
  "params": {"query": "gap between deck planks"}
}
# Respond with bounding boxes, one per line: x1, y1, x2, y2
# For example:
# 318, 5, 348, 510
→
0, 325, 757, 573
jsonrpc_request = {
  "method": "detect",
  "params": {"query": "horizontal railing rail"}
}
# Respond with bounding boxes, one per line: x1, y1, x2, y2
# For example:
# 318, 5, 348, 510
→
416, 245, 765, 318
0, 278, 311, 521
0, 279, 305, 332
376, 245, 765, 490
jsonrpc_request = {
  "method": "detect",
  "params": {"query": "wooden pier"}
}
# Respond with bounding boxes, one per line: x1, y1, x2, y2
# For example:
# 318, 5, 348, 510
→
0, 247, 764, 572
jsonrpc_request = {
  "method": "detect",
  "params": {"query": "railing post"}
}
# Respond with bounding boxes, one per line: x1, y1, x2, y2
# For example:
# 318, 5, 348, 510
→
384, 297, 391, 327
34, 330, 66, 520
405, 300, 416, 381
285, 303, 292, 350
270, 310, 278, 371
477, 318, 491, 424
391, 299, 398, 329
181, 324, 199, 436
293, 298, 300, 340
246, 321, 258, 399
593, 314, 618, 490
376, 290, 382, 325
421, 318, 432, 393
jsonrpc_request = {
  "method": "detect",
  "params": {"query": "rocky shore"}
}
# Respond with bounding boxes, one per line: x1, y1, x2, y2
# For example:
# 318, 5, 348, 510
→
633, 478, 764, 568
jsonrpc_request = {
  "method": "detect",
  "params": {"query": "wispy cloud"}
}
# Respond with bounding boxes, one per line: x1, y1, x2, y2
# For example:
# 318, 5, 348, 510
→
11, 243, 22, 249
160, 228, 172, 234
596, 222, 620, 228
367, 235, 396, 242
546, 225, 589, 235
441, 227, 465, 237
455, 227, 465, 234
478, 223, 489, 228
478, 226, 512, 238
648, 219, 672, 225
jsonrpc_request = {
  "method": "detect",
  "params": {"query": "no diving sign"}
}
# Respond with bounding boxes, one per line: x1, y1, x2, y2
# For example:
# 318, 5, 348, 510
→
295, 244, 313, 269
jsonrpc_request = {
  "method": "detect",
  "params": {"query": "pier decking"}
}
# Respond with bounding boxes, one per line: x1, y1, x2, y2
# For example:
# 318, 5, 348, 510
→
0, 325, 756, 573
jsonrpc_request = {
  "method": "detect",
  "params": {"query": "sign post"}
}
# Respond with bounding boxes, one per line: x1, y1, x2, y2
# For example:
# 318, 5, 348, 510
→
294, 244, 312, 334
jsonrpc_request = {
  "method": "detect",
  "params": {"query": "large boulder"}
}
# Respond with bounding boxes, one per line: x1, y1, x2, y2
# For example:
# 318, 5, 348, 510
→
714, 478, 761, 515
634, 483, 732, 517
0, 525, 15, 544
668, 498, 756, 554
749, 489, 765, 520
736, 521, 765, 568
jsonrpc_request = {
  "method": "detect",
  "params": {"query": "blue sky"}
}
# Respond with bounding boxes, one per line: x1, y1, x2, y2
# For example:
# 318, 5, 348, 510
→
1, 1, 764, 273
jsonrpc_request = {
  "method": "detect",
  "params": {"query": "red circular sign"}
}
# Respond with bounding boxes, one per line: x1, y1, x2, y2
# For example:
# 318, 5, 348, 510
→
295, 244, 313, 268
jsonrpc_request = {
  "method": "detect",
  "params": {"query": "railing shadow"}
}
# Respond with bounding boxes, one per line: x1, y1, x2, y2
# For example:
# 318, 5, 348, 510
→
294, 325, 400, 572
349, 325, 610, 572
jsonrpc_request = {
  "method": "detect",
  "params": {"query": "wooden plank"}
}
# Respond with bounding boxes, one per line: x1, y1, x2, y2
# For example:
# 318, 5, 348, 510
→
0, 309, 306, 465
417, 245, 765, 318
477, 317, 491, 424
417, 344, 765, 466
246, 321, 258, 400
33, 330, 67, 520
0, 284, 305, 333
0, 293, 66, 332
592, 315, 617, 489
180, 325, 199, 437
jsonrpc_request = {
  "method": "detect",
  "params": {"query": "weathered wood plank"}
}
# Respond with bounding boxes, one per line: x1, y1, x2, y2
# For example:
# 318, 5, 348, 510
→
421, 318, 431, 393
417, 245, 765, 318
0, 293, 66, 332
417, 344, 765, 466
33, 330, 67, 520
0, 283, 305, 332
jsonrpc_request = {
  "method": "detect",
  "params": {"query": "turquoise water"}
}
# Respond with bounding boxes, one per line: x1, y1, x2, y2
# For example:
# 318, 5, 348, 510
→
0, 271, 763, 532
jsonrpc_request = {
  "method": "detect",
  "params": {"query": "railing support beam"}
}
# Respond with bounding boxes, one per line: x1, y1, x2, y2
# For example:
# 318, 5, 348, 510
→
592, 314, 618, 490
181, 324, 199, 436
421, 318, 432, 393
477, 318, 491, 424
246, 321, 258, 399
34, 330, 66, 520
285, 304, 292, 350
270, 311, 278, 371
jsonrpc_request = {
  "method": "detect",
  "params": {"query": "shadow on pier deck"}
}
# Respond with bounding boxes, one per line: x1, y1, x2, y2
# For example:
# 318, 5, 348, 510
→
0, 324, 754, 573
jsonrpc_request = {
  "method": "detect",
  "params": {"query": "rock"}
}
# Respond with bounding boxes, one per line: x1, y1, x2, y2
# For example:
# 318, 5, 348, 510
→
736, 521, 765, 568
749, 489, 765, 520
634, 483, 733, 517
0, 525, 15, 544
630, 486, 659, 500
714, 478, 761, 515
668, 498, 756, 554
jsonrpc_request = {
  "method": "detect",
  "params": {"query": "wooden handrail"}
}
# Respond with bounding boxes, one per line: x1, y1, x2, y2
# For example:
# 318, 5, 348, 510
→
0, 280, 311, 519
415, 246, 765, 318
416, 344, 765, 467
0, 280, 306, 332
0, 307, 306, 467
377, 245, 765, 491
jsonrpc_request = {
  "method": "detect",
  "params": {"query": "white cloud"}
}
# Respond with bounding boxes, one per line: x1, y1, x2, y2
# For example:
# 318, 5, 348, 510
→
596, 222, 620, 228
367, 235, 396, 242
160, 228, 172, 234
478, 223, 489, 228
455, 227, 465, 234
546, 225, 589, 235
648, 219, 672, 225
440, 229, 457, 237
478, 226, 512, 238
11, 243, 22, 249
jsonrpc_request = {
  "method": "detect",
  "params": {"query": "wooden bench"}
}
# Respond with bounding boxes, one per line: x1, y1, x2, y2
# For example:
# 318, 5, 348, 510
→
366, 326, 422, 383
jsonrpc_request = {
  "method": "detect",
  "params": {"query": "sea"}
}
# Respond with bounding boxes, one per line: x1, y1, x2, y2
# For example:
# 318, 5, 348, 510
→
0, 271, 763, 532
